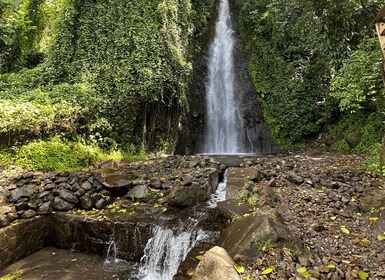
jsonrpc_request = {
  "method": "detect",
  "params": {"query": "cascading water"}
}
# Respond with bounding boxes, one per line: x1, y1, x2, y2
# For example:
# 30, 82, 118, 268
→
137, 219, 210, 280
203, 0, 245, 154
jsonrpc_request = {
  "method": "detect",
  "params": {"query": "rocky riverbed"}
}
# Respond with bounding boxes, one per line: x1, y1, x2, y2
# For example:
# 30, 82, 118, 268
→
1, 151, 385, 280
217, 151, 385, 280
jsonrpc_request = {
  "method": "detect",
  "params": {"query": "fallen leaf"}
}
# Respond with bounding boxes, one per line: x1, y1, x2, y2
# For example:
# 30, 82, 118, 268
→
187, 268, 195, 276
261, 267, 273, 275
330, 216, 337, 221
71, 258, 77, 262
341, 226, 350, 234
234, 264, 245, 274
368, 217, 378, 222
356, 212, 362, 217
327, 264, 336, 269
296, 267, 311, 278
195, 255, 203, 261
358, 270, 369, 280
342, 260, 350, 264
377, 234, 385, 241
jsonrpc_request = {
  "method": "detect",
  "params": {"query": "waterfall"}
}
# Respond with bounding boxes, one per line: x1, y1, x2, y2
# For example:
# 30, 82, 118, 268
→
137, 219, 209, 280
203, 0, 245, 154
206, 169, 228, 208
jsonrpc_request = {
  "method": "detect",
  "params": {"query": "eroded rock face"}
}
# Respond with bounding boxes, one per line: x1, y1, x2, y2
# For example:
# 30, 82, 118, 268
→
192, 246, 240, 280
0, 216, 50, 270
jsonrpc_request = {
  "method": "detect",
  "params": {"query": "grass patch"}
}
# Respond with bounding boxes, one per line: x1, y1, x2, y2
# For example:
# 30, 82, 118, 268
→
0, 136, 147, 172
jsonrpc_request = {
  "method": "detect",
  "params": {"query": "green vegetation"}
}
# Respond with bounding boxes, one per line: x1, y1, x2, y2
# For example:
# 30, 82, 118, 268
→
236, 0, 383, 150
1, 0, 385, 173
0, 136, 147, 172
0, 271, 23, 280
0, 0, 214, 171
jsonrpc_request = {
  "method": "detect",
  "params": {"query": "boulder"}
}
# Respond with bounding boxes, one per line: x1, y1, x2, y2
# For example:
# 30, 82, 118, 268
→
53, 197, 75, 211
81, 181, 92, 190
286, 172, 304, 185
0, 195, 9, 207
126, 185, 150, 201
220, 214, 301, 259
20, 209, 37, 219
37, 202, 52, 215
59, 189, 79, 204
359, 189, 385, 212
79, 195, 93, 210
10, 186, 33, 202
192, 246, 240, 280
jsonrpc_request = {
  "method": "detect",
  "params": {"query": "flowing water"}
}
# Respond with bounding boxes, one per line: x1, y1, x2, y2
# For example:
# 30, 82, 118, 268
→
203, 0, 245, 154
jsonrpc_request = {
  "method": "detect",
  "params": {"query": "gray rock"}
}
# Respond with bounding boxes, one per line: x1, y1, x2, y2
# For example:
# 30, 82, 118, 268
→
95, 198, 109, 209
37, 202, 52, 215
10, 186, 33, 202
53, 197, 75, 211
220, 214, 301, 259
192, 246, 240, 280
126, 185, 150, 201
38, 190, 51, 199
70, 182, 80, 192
79, 195, 93, 210
287, 172, 304, 185
59, 189, 79, 204
81, 181, 92, 190
0, 215, 10, 227
0, 205, 16, 215
0, 195, 9, 207
20, 209, 37, 219
359, 189, 385, 212
0, 187, 11, 198
55, 177, 69, 183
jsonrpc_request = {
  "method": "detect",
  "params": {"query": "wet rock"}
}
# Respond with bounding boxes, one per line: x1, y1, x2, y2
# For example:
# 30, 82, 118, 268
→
192, 246, 240, 280
126, 185, 150, 201
59, 189, 78, 204
37, 202, 52, 215
20, 209, 37, 219
53, 197, 75, 211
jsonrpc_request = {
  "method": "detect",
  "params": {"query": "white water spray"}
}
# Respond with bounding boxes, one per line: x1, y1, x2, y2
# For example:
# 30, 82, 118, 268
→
137, 219, 209, 280
203, 0, 245, 154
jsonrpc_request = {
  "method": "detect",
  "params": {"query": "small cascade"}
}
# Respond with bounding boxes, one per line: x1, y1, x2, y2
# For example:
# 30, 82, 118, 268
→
206, 170, 228, 208
137, 219, 209, 280
105, 238, 118, 264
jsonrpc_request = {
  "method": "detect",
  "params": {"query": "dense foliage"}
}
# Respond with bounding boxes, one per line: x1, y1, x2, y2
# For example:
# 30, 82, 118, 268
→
1, 0, 385, 172
236, 0, 383, 148
0, 0, 214, 169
